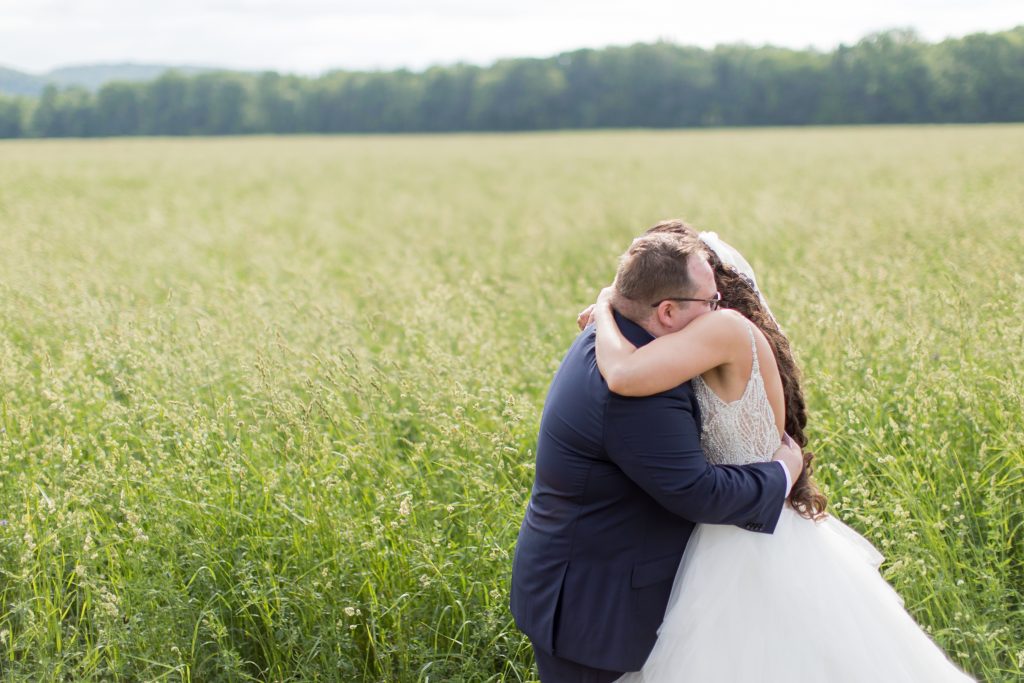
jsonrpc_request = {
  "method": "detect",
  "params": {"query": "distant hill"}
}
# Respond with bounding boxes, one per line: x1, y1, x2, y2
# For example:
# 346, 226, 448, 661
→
0, 63, 230, 97
0, 66, 46, 96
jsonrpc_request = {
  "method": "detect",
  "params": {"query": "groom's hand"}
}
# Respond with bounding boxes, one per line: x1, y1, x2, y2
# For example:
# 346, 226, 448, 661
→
772, 433, 803, 488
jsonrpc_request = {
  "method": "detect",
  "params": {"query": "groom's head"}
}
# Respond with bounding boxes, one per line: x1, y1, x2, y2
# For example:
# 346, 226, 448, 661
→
612, 231, 715, 338
644, 218, 699, 239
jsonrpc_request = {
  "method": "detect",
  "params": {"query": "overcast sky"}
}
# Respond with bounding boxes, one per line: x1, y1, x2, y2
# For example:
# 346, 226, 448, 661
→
1, 0, 1020, 75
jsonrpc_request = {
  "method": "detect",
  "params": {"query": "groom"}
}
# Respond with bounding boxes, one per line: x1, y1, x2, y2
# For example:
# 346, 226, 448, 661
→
510, 224, 803, 682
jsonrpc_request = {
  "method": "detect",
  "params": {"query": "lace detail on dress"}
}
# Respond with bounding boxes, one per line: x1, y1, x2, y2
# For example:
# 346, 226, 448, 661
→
692, 321, 781, 465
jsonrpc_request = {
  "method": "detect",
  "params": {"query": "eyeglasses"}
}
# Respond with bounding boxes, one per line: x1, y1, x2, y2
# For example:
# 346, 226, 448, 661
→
651, 291, 721, 311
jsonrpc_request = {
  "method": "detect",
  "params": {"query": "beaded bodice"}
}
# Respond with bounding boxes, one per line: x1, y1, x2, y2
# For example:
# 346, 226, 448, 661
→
692, 322, 781, 465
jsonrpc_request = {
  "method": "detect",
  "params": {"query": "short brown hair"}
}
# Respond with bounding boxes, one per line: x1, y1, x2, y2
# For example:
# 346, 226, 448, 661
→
614, 231, 707, 307
644, 218, 699, 239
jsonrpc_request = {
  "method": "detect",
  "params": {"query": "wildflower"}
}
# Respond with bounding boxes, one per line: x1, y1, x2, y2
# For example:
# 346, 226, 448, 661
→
95, 586, 120, 620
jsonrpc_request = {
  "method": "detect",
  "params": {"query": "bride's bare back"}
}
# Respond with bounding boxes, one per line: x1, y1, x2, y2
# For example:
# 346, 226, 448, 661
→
694, 317, 784, 465
693, 308, 786, 440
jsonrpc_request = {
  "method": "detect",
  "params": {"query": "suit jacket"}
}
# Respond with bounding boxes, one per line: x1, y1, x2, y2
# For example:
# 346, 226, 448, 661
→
510, 312, 787, 672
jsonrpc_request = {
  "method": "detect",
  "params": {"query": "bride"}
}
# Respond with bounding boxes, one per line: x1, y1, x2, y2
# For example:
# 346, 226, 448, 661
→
582, 222, 974, 682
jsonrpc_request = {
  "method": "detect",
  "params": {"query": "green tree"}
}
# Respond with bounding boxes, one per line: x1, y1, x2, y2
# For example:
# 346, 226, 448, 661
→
183, 72, 249, 135
96, 82, 143, 136
28, 85, 96, 137
142, 72, 190, 135
928, 28, 1024, 122
420, 65, 478, 131
60, 86, 97, 136
252, 72, 304, 133
29, 84, 66, 136
821, 30, 932, 124
471, 59, 566, 130
0, 95, 26, 137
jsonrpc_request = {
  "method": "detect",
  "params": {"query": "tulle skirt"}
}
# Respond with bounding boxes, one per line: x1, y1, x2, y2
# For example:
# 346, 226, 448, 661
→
617, 506, 974, 682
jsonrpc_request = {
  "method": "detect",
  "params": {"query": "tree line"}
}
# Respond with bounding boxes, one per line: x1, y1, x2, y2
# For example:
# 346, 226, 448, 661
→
1, 27, 1021, 138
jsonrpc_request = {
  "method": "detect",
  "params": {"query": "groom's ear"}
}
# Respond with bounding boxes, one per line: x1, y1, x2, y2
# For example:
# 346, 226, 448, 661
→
653, 300, 677, 329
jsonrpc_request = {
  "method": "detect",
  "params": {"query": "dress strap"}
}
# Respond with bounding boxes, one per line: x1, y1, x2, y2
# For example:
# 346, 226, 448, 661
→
747, 321, 760, 373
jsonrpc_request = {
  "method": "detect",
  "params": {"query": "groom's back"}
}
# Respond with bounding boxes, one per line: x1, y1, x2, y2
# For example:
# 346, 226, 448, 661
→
510, 319, 698, 672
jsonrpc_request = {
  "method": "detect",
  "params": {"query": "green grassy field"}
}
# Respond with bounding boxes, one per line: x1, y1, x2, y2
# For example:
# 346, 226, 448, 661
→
0, 126, 1021, 681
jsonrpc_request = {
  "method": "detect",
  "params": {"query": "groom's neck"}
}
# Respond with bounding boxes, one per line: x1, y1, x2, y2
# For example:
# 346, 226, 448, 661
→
610, 295, 660, 338
611, 305, 659, 344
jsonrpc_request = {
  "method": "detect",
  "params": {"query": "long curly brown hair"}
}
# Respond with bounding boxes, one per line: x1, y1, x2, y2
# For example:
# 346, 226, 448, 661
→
647, 220, 827, 520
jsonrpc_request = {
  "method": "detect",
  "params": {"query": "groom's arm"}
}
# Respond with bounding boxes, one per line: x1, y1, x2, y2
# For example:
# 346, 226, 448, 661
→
604, 391, 788, 533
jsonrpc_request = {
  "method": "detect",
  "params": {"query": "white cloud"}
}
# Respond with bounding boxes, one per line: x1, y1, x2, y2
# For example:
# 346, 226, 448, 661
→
0, 0, 1020, 74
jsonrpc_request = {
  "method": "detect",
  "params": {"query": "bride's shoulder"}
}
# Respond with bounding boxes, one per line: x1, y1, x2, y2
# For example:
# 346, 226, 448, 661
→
686, 308, 750, 337
679, 310, 757, 360
715, 308, 751, 325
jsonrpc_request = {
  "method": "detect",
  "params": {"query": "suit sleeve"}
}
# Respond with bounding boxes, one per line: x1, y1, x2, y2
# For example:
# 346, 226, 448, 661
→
603, 391, 786, 533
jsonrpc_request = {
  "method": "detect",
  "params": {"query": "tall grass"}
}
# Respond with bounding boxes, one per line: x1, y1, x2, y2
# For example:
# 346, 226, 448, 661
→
0, 126, 1021, 681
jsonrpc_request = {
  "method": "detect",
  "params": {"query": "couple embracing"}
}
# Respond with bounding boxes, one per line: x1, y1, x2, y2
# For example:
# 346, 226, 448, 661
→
510, 221, 973, 682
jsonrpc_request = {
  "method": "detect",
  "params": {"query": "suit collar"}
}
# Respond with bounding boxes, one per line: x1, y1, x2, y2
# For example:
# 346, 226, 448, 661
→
613, 309, 656, 348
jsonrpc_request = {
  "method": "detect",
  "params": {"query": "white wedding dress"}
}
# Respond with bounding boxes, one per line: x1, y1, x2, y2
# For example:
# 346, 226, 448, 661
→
617, 323, 974, 682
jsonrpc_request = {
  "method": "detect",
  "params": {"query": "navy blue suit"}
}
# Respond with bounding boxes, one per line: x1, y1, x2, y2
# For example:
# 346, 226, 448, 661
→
510, 312, 786, 680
